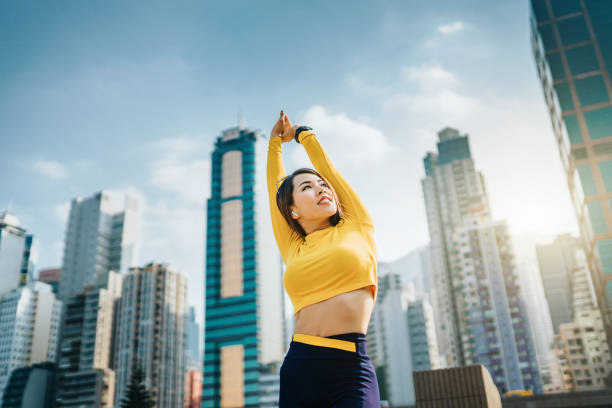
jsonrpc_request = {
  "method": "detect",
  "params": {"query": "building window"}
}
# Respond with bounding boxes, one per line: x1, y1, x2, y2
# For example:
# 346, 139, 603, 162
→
221, 200, 243, 298
584, 106, 612, 140
565, 45, 600, 75
598, 161, 612, 191
575, 75, 610, 107
540, 24, 557, 50
596, 239, 612, 275
563, 114, 583, 143
551, 0, 582, 18
532, 0, 550, 23
577, 165, 597, 195
557, 16, 590, 46
546, 52, 566, 80
555, 82, 575, 110
220, 345, 244, 408
593, 141, 612, 156
586, 200, 608, 234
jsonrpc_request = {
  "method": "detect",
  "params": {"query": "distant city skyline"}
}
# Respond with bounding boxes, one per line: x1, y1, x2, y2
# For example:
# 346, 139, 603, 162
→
1, 0, 579, 326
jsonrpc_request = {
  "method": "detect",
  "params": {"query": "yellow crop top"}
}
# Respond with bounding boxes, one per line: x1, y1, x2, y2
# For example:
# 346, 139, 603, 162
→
266, 130, 378, 315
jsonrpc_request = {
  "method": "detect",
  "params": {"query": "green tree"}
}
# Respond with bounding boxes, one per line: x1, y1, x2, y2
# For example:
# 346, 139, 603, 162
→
120, 364, 155, 408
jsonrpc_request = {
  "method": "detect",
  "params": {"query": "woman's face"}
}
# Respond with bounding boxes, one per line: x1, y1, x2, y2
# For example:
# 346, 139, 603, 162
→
290, 173, 337, 224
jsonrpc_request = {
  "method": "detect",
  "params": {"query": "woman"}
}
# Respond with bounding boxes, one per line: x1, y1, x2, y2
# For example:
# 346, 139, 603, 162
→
268, 110, 380, 407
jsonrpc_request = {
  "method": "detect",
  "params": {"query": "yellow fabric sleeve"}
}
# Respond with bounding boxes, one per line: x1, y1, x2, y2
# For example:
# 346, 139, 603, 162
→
299, 131, 374, 227
266, 136, 301, 262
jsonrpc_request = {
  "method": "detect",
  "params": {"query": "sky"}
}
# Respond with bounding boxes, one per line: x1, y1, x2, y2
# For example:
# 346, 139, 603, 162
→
0, 0, 578, 326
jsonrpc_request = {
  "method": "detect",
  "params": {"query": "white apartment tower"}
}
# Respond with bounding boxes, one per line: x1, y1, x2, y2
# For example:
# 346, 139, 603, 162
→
0, 282, 62, 401
0, 211, 38, 296
59, 191, 140, 299
115, 262, 187, 408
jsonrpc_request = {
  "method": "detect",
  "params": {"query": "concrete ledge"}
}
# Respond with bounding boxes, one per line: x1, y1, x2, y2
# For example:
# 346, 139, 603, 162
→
413, 365, 501, 408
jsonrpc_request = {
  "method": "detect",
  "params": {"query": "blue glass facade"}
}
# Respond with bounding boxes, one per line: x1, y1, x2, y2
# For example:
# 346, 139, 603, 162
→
531, 0, 612, 349
203, 129, 260, 407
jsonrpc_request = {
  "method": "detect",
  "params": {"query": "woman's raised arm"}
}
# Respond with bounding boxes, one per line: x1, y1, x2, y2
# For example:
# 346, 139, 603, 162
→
267, 113, 300, 262
295, 129, 374, 228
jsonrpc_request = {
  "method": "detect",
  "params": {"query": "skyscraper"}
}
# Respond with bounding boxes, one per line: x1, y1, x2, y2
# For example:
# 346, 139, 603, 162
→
0, 211, 38, 296
555, 250, 611, 390
59, 191, 140, 299
536, 234, 583, 332
186, 306, 201, 370
114, 262, 187, 407
422, 127, 541, 393
203, 127, 284, 407
530, 0, 612, 348
56, 271, 122, 407
0, 282, 62, 402
367, 270, 416, 406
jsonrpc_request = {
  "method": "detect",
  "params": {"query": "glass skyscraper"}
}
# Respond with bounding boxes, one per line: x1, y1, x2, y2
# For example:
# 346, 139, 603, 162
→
530, 0, 612, 349
203, 127, 284, 407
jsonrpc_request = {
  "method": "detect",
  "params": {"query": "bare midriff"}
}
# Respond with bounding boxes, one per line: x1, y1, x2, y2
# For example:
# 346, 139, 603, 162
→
293, 285, 375, 338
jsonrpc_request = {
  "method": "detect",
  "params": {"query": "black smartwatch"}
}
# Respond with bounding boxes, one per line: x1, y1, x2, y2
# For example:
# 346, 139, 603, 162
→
294, 126, 313, 144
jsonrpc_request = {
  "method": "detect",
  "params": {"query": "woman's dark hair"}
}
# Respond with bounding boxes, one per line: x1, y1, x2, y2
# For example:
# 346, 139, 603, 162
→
276, 168, 343, 237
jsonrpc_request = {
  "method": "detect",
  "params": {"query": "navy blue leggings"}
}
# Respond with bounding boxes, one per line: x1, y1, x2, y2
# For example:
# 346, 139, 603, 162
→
279, 332, 380, 407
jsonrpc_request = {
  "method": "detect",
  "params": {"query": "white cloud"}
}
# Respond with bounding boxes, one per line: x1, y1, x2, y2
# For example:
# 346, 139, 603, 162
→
438, 21, 466, 35
382, 63, 480, 120
54, 202, 70, 223
149, 136, 211, 205
292, 105, 393, 166
34, 160, 68, 180
402, 64, 457, 88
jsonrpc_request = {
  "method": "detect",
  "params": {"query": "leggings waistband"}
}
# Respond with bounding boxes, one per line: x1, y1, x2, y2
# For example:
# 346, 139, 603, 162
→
291, 332, 367, 353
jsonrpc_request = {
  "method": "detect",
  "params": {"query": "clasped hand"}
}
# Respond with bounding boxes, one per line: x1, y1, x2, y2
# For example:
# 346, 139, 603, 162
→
271, 110, 300, 143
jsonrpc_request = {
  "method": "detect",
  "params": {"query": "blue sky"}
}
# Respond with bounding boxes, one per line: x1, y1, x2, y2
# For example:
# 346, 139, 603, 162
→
1, 0, 577, 325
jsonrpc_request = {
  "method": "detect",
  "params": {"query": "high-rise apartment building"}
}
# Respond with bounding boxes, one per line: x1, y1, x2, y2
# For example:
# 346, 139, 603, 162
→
513, 237, 555, 387
536, 234, 582, 332
408, 296, 439, 372
114, 263, 187, 408
367, 270, 417, 406
530, 0, 612, 349
552, 249, 611, 390
59, 191, 140, 299
0, 211, 38, 296
422, 127, 541, 393
56, 271, 122, 407
0, 282, 62, 402
1, 362, 57, 408
186, 306, 201, 370
203, 127, 284, 407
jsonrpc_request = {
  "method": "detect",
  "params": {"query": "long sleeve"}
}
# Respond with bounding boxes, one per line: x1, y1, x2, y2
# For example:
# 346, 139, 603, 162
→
299, 131, 374, 227
267, 136, 301, 263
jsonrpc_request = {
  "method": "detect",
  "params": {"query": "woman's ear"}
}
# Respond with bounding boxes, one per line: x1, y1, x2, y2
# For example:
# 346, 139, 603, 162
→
290, 206, 299, 219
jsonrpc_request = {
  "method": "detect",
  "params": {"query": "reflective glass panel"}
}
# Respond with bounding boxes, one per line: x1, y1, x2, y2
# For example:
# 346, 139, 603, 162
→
577, 164, 598, 195
563, 114, 583, 143
557, 16, 590, 46
565, 45, 599, 75
584, 107, 612, 140
599, 160, 612, 191
574, 75, 609, 107
587, 200, 608, 233
554, 82, 574, 110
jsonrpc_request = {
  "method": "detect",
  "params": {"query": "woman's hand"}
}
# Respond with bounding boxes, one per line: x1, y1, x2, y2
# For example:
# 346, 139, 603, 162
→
281, 124, 300, 142
270, 111, 294, 143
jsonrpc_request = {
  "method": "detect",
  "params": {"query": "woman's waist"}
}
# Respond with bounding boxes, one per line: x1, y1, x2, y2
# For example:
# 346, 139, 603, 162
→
293, 287, 374, 337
